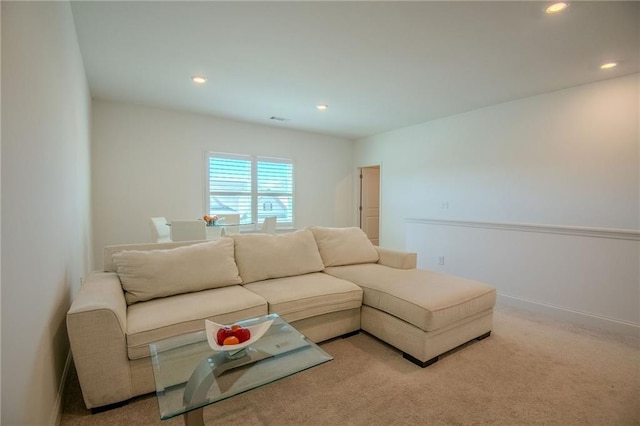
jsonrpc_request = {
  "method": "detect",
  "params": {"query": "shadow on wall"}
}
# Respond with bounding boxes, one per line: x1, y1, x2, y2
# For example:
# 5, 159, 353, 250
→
22, 270, 74, 424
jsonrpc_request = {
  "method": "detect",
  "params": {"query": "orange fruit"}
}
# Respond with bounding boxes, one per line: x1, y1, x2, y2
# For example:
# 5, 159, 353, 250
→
231, 324, 241, 331
223, 336, 240, 345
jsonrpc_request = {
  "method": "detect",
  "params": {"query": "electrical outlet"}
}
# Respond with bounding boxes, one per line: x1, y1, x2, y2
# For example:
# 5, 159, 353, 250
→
438, 256, 445, 265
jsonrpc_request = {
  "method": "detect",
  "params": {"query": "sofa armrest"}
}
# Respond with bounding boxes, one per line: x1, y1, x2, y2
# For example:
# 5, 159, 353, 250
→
375, 247, 417, 269
66, 272, 132, 408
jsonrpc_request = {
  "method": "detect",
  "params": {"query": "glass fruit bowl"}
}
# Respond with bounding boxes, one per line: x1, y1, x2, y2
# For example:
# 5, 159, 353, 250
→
205, 319, 274, 352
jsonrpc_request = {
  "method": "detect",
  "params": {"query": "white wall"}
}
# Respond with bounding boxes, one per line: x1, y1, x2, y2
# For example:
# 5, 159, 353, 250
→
1, 2, 92, 425
91, 101, 354, 268
354, 75, 639, 333
1, 2, 4, 421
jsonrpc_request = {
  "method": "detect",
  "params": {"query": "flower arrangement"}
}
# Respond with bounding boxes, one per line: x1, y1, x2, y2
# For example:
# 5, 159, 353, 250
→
203, 215, 219, 226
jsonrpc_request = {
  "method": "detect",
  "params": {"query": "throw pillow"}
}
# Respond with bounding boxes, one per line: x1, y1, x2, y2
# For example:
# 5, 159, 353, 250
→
309, 226, 379, 267
232, 229, 325, 284
113, 237, 241, 304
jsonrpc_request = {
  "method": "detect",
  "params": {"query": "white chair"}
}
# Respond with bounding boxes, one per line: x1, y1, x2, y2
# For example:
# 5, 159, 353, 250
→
216, 213, 240, 236
243, 216, 277, 235
205, 225, 222, 241
170, 220, 206, 242
260, 216, 277, 234
150, 217, 172, 243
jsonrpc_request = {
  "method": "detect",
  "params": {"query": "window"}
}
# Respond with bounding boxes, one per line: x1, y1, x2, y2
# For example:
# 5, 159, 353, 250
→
206, 153, 294, 227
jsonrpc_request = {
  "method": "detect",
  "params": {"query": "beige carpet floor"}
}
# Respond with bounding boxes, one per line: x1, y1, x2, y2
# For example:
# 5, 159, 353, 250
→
61, 305, 640, 425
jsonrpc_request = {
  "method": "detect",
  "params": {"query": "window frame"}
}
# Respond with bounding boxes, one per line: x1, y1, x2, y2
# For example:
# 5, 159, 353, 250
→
205, 152, 294, 228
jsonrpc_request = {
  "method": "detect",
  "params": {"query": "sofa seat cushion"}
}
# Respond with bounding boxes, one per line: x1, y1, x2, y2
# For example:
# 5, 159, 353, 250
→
233, 229, 325, 284
324, 264, 496, 332
126, 286, 267, 359
243, 273, 363, 323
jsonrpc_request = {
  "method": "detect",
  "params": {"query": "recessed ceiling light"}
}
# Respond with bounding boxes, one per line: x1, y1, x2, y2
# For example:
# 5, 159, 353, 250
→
192, 75, 207, 84
600, 62, 618, 70
546, 2, 568, 14
316, 104, 328, 110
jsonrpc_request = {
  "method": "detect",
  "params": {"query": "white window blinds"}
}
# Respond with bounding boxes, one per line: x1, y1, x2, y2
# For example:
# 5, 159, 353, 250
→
207, 153, 294, 226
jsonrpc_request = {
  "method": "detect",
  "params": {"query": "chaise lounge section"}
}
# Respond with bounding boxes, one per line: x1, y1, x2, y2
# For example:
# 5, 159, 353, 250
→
310, 226, 495, 367
67, 227, 496, 410
323, 264, 495, 366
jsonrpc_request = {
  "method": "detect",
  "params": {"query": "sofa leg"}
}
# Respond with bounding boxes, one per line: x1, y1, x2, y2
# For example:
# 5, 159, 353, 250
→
402, 331, 491, 368
90, 400, 128, 414
340, 330, 360, 339
403, 352, 439, 368
476, 331, 491, 341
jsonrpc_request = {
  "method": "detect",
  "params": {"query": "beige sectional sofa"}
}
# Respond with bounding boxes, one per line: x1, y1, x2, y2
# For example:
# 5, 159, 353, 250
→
67, 227, 496, 410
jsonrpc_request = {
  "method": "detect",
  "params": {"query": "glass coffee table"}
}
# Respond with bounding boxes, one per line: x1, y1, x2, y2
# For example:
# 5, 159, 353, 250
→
149, 314, 333, 426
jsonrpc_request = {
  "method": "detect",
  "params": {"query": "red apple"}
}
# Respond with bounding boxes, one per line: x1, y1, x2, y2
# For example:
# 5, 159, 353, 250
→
216, 326, 234, 345
234, 327, 251, 343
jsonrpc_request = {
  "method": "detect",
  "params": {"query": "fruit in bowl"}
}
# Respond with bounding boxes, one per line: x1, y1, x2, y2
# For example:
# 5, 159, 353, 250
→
223, 336, 240, 345
232, 325, 252, 343
205, 319, 274, 352
216, 325, 251, 345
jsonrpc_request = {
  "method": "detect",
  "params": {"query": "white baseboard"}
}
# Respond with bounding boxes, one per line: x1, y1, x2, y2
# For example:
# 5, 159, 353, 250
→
497, 293, 640, 337
49, 350, 73, 426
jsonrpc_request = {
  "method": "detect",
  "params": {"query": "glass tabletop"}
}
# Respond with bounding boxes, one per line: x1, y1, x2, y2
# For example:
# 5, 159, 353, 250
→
149, 314, 333, 421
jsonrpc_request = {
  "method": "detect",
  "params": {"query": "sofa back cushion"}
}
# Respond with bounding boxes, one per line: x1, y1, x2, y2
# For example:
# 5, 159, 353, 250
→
112, 237, 242, 304
232, 229, 325, 284
310, 226, 379, 267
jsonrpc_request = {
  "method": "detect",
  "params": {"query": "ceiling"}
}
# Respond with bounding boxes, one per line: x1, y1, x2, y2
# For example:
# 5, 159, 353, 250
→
70, 1, 639, 140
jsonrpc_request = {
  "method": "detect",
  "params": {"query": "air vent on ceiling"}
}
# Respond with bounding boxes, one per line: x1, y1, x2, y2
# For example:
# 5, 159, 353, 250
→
270, 116, 289, 122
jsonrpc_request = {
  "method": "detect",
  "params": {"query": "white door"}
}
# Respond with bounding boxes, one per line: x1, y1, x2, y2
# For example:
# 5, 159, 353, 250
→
360, 166, 380, 246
